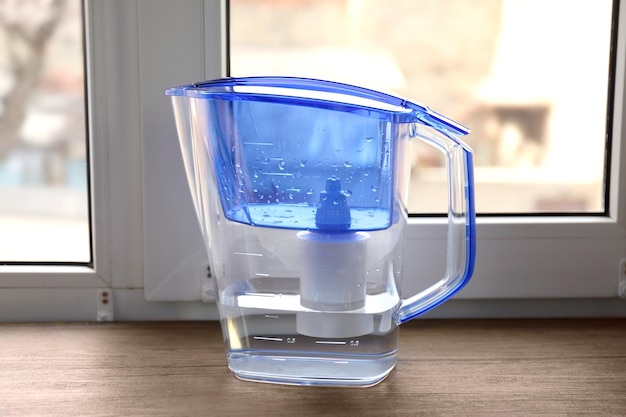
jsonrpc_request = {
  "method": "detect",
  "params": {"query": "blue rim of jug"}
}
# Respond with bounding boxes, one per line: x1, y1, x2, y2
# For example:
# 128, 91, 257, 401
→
165, 76, 469, 137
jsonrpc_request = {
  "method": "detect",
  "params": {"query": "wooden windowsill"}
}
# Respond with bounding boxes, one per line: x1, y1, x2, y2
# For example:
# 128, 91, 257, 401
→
1, 319, 625, 416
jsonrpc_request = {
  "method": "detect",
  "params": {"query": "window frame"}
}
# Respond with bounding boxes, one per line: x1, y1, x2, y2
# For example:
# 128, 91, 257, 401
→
0, 0, 218, 321
0, 0, 625, 321
0, 0, 116, 290
222, 0, 626, 300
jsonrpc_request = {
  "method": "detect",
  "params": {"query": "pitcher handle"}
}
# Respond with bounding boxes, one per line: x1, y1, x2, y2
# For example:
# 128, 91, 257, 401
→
396, 122, 476, 323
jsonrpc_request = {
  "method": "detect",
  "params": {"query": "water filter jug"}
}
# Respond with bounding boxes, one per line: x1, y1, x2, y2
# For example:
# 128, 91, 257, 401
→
165, 77, 476, 386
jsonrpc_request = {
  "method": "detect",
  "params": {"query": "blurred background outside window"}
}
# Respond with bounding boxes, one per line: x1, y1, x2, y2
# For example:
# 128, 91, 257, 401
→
0, 0, 88, 263
230, 0, 613, 214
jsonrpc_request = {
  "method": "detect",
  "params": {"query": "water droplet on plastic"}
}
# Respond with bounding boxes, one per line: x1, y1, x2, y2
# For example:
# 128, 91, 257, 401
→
333, 200, 339, 205
306, 189, 314, 195
253, 188, 258, 193
375, 267, 380, 273
364, 137, 374, 142
344, 161, 353, 168
288, 194, 294, 200
371, 185, 378, 192
253, 172, 259, 178
261, 158, 270, 164
300, 159, 307, 167
375, 198, 380, 203
343, 190, 352, 197
278, 161, 286, 171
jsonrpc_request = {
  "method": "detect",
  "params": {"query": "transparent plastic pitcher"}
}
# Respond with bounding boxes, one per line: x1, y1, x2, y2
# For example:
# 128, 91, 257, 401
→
165, 77, 476, 387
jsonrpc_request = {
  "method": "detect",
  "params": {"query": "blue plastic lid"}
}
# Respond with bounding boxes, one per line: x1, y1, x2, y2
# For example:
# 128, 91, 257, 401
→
165, 76, 469, 136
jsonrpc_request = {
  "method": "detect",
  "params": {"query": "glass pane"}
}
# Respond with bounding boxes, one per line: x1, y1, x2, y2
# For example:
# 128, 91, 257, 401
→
230, 0, 613, 214
0, 0, 89, 262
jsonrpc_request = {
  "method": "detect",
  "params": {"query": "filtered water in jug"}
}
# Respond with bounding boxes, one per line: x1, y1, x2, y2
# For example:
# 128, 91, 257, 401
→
166, 77, 476, 386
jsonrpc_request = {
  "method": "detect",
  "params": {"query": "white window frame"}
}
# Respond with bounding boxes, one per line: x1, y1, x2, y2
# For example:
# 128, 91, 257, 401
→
1, 0, 625, 321
0, 0, 220, 321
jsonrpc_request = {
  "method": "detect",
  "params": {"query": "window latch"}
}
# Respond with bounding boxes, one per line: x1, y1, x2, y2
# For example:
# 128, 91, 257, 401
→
97, 289, 114, 321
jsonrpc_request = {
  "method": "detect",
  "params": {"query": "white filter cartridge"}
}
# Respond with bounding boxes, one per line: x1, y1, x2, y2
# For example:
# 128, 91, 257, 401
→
296, 231, 373, 338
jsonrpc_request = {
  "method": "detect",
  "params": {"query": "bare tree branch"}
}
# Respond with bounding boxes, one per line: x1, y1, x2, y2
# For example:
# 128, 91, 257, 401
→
0, 0, 66, 161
